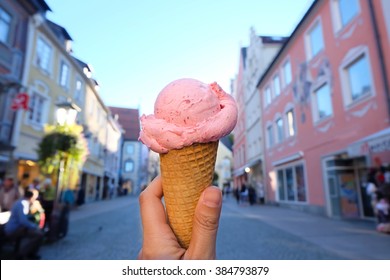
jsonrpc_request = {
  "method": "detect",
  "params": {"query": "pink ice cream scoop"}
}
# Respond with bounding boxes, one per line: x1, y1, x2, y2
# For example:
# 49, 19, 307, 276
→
139, 78, 238, 153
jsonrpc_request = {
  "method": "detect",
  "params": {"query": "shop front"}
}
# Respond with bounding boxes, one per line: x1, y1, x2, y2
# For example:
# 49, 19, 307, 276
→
82, 160, 104, 202
324, 127, 390, 220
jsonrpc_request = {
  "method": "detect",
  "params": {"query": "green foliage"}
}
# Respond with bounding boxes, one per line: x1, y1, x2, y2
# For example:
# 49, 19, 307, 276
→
36, 124, 88, 190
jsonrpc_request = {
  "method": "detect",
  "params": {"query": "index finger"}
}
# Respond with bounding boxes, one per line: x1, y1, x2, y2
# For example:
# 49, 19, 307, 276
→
139, 176, 167, 235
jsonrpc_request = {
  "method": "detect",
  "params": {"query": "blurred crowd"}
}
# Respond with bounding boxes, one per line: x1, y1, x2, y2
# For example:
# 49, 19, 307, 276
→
366, 167, 390, 234
0, 176, 76, 259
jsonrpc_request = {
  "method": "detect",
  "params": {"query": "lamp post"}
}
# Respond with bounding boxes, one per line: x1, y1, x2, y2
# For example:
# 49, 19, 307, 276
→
49, 99, 81, 241
54, 99, 81, 204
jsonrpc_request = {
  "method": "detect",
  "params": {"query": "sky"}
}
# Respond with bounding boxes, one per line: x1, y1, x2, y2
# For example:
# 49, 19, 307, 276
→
45, 0, 314, 116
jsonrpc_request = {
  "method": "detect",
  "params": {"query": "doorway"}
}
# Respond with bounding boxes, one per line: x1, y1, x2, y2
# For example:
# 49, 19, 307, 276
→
325, 156, 372, 219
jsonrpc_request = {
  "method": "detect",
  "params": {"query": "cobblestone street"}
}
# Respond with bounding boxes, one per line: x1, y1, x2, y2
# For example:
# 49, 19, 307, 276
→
38, 195, 390, 260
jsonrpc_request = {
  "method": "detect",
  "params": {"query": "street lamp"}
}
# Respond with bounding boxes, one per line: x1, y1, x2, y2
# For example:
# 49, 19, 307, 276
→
49, 99, 81, 241
54, 99, 81, 203
56, 99, 81, 126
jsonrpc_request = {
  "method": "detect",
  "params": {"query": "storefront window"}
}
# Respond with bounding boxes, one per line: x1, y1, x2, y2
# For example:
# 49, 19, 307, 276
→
286, 167, 294, 201
277, 170, 285, 200
295, 165, 306, 202
277, 163, 307, 203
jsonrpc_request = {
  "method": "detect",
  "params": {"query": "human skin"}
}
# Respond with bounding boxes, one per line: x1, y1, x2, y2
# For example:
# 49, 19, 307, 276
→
138, 176, 222, 260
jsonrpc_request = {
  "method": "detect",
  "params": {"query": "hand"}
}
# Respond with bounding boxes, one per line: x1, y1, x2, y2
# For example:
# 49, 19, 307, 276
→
138, 176, 222, 260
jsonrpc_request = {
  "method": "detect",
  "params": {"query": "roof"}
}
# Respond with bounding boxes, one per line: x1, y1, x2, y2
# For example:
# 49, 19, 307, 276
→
220, 135, 233, 151
260, 36, 289, 44
109, 107, 140, 141
73, 56, 88, 69
46, 19, 72, 41
256, 0, 318, 88
28, 0, 51, 12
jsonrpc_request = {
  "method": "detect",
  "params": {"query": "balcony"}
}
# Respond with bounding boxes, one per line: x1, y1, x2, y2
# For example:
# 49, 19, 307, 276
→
0, 43, 23, 81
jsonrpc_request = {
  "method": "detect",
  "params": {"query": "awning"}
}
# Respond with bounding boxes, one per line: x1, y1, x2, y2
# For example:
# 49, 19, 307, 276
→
272, 151, 304, 167
232, 158, 262, 176
348, 127, 390, 157
233, 166, 246, 176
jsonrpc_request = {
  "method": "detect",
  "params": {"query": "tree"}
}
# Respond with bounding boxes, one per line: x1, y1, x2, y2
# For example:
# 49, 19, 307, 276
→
36, 124, 88, 191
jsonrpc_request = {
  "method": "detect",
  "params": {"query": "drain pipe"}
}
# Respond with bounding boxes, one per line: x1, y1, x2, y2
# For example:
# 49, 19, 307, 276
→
368, 0, 390, 119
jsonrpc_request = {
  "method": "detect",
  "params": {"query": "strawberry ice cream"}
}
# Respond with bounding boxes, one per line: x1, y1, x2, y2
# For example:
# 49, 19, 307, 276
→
139, 78, 238, 153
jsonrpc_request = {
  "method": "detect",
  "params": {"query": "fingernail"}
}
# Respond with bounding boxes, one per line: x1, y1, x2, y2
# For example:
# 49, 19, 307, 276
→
202, 187, 222, 208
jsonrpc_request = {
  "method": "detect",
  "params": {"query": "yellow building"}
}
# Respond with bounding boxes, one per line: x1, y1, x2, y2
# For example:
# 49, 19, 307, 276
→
11, 12, 123, 201
214, 136, 234, 190
13, 14, 77, 188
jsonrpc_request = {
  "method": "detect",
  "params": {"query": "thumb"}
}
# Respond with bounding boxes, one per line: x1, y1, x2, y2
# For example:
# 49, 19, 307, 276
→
186, 186, 222, 260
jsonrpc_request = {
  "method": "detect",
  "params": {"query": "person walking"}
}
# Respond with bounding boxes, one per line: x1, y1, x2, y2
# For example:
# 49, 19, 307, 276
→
41, 178, 55, 232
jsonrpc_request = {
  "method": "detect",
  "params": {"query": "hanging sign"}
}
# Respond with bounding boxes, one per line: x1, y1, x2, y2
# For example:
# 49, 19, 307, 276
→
11, 92, 29, 110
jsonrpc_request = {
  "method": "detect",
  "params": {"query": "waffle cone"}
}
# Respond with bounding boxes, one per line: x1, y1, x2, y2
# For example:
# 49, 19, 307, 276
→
160, 141, 219, 248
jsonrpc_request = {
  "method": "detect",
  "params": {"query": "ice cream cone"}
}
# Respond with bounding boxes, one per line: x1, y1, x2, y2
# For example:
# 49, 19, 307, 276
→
160, 141, 219, 249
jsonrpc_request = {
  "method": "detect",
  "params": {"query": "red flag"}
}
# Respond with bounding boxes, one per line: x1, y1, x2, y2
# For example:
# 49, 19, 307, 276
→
11, 92, 29, 110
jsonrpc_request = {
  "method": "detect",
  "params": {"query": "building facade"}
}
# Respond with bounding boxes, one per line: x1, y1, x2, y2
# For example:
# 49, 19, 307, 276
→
215, 136, 234, 190
2, 4, 122, 203
0, 0, 50, 179
232, 47, 247, 190
257, 0, 390, 219
109, 107, 148, 195
233, 28, 286, 193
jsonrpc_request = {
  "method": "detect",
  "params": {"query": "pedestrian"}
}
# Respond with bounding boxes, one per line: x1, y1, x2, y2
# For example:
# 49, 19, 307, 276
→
4, 189, 44, 259
256, 180, 265, 204
240, 183, 249, 204
366, 171, 378, 215
41, 178, 55, 231
137, 176, 222, 259
234, 186, 240, 204
29, 178, 41, 192
248, 184, 256, 205
0, 177, 22, 212
76, 187, 85, 206
375, 191, 390, 234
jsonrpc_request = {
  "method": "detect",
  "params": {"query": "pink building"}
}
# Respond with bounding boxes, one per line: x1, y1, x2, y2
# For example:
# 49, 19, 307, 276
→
257, 0, 390, 219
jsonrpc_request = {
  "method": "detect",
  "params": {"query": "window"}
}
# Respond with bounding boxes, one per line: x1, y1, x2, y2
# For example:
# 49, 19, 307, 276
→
286, 109, 296, 137
277, 170, 285, 200
283, 60, 292, 86
36, 37, 52, 72
276, 118, 284, 143
59, 61, 70, 88
313, 83, 333, 121
286, 167, 294, 201
267, 124, 274, 147
124, 160, 134, 172
346, 55, 372, 102
74, 79, 83, 102
339, 0, 359, 27
126, 144, 134, 154
277, 164, 307, 202
0, 8, 11, 43
28, 92, 46, 125
264, 86, 271, 107
273, 75, 281, 97
295, 165, 306, 202
308, 22, 324, 58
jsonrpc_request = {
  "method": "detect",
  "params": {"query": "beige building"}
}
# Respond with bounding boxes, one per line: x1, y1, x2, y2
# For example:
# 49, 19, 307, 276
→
214, 137, 234, 190
13, 15, 77, 187
10, 11, 122, 202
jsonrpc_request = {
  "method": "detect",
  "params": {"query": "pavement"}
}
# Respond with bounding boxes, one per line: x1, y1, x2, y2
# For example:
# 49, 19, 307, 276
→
30, 195, 390, 260
221, 197, 390, 260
